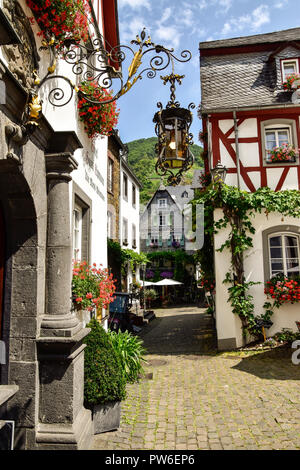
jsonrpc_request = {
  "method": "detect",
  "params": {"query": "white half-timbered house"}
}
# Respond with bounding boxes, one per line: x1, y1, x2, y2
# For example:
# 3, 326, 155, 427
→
199, 27, 300, 350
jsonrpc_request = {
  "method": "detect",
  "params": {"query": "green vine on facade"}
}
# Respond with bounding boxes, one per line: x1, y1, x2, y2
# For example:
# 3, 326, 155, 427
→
107, 239, 149, 278
192, 183, 300, 338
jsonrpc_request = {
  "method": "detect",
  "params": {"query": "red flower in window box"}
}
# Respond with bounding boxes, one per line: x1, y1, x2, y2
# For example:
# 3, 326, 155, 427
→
283, 73, 300, 91
265, 275, 300, 308
268, 143, 298, 163
78, 81, 120, 139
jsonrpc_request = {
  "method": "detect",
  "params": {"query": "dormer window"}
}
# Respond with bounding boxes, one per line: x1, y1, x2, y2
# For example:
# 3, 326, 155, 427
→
182, 191, 188, 198
158, 198, 167, 208
281, 58, 299, 82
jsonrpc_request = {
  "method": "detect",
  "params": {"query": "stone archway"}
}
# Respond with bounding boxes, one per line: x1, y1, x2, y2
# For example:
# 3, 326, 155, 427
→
0, 158, 40, 449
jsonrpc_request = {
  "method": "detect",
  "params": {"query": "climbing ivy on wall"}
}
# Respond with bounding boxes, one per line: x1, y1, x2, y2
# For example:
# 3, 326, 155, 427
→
192, 183, 300, 338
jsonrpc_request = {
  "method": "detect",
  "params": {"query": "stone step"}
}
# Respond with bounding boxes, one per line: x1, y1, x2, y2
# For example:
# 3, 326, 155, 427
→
143, 311, 156, 323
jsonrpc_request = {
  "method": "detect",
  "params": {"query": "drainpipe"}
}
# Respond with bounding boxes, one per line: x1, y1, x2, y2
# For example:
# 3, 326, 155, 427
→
233, 111, 241, 190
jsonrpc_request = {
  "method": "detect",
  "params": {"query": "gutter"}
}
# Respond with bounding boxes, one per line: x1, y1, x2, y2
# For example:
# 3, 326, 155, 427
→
200, 102, 300, 116
233, 111, 241, 190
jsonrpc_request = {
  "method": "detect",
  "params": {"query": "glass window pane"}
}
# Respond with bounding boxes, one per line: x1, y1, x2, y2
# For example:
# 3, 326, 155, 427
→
269, 236, 282, 247
285, 236, 298, 247
284, 63, 297, 78
270, 247, 283, 259
266, 132, 276, 150
286, 259, 300, 276
278, 130, 290, 146
271, 261, 284, 272
285, 247, 298, 259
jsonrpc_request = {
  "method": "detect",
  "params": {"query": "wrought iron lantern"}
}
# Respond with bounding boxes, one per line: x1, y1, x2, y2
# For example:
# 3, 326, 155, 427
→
153, 74, 195, 186
210, 161, 227, 184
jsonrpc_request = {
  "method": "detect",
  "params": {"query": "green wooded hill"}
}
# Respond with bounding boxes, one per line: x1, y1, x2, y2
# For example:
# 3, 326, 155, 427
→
126, 137, 203, 206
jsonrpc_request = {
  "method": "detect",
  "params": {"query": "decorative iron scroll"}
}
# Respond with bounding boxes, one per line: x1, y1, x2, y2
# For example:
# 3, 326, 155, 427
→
22, 28, 192, 130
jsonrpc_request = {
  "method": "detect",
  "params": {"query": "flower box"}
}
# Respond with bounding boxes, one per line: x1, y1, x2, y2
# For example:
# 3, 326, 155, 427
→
283, 73, 300, 91
266, 144, 298, 164
265, 276, 300, 307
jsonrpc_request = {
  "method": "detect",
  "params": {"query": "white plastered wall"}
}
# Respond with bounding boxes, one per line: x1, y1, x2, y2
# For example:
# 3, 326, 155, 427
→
214, 208, 300, 349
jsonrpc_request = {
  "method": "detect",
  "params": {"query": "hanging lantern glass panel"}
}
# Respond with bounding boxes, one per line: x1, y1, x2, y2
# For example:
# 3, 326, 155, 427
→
154, 106, 194, 185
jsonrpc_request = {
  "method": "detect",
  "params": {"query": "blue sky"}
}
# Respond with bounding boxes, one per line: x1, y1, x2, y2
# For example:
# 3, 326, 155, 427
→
115, 0, 300, 144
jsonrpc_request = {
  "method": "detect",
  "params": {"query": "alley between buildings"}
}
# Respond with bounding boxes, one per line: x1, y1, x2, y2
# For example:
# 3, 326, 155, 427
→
91, 307, 300, 451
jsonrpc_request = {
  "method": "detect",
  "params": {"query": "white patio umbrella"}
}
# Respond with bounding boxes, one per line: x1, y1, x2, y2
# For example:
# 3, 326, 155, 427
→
155, 279, 183, 286
143, 281, 156, 286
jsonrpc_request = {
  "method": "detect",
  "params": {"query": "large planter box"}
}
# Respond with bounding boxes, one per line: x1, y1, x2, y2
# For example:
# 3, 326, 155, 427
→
92, 401, 121, 434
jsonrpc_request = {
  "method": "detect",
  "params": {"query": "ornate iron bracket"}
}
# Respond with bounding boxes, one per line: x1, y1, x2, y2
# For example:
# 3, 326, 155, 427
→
21, 28, 192, 130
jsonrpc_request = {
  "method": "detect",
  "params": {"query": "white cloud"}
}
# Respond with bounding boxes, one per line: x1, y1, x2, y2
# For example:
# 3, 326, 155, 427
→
119, 16, 149, 44
274, 0, 288, 7
160, 7, 172, 24
252, 5, 270, 30
218, 0, 233, 13
154, 25, 182, 50
118, 0, 151, 10
221, 4, 270, 36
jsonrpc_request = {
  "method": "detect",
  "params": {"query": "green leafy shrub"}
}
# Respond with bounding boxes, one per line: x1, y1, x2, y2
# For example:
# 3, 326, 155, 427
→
107, 330, 147, 383
273, 328, 300, 344
83, 318, 127, 406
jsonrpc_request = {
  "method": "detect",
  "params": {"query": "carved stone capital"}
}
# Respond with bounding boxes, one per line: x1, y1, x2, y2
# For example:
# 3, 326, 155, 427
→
45, 153, 78, 182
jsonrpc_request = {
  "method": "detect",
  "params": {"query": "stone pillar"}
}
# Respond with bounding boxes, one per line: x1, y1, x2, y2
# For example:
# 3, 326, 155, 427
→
36, 153, 92, 450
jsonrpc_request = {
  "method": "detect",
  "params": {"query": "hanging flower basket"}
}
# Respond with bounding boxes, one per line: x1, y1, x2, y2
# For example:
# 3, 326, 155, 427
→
26, 0, 91, 46
267, 144, 298, 163
78, 81, 120, 139
265, 276, 300, 308
283, 73, 300, 91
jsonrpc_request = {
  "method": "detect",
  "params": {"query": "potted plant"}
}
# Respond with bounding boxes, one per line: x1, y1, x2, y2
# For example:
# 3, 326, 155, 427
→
144, 288, 158, 309
83, 318, 127, 434
283, 73, 300, 91
72, 261, 116, 325
267, 143, 298, 163
107, 330, 147, 383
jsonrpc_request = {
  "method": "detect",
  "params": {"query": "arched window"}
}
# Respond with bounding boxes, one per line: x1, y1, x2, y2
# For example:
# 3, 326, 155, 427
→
263, 226, 300, 280
268, 233, 300, 278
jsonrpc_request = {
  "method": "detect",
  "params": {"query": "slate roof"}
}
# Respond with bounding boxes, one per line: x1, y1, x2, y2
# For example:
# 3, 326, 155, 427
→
199, 27, 300, 50
166, 185, 194, 209
199, 28, 300, 113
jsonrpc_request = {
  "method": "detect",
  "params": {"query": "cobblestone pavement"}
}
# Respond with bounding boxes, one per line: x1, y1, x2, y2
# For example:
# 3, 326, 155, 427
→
91, 306, 300, 451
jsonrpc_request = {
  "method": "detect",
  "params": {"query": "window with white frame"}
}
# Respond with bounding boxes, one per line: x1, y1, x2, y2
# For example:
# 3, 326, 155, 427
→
159, 213, 166, 227
107, 210, 113, 239
123, 173, 128, 199
281, 59, 299, 82
158, 198, 167, 208
268, 233, 300, 278
132, 184, 136, 207
264, 123, 296, 163
108, 158, 114, 193
122, 218, 128, 245
132, 224, 137, 248
73, 204, 83, 260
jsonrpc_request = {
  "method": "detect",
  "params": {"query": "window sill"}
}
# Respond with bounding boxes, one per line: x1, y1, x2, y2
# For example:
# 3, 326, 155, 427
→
265, 158, 298, 166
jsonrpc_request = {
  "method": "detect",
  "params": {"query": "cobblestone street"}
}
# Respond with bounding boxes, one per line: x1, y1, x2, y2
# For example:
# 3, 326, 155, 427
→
91, 307, 300, 451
